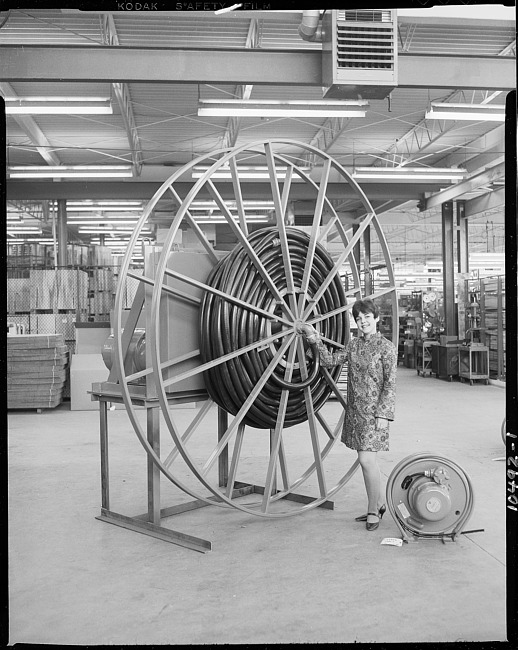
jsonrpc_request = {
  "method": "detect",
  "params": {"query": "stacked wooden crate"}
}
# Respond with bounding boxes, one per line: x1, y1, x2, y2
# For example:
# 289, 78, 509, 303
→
7, 333, 69, 411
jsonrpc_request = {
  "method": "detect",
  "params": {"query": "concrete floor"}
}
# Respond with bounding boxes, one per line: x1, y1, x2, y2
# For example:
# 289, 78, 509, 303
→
8, 366, 507, 645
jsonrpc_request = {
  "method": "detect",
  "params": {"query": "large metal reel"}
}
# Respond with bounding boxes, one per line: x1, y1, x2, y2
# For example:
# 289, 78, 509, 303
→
114, 139, 398, 517
386, 453, 475, 542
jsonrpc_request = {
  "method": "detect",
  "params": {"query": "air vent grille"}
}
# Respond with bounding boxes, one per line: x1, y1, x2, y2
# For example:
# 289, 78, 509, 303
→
336, 24, 395, 70
338, 10, 392, 23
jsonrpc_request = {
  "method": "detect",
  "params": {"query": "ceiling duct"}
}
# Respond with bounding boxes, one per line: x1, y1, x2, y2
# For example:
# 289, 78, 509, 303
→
321, 9, 398, 100
298, 10, 323, 42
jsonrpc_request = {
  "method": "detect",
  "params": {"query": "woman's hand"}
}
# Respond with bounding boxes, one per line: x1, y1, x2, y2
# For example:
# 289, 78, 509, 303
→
375, 417, 389, 430
299, 323, 320, 344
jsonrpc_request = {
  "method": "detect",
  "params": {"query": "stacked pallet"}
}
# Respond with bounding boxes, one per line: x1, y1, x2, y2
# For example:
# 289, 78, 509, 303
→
7, 334, 68, 411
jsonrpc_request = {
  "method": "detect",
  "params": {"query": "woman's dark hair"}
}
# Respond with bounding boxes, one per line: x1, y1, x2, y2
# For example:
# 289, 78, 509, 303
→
352, 298, 379, 321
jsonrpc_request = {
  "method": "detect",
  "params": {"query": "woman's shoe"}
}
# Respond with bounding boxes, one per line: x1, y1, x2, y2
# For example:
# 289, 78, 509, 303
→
355, 504, 386, 522
366, 512, 380, 531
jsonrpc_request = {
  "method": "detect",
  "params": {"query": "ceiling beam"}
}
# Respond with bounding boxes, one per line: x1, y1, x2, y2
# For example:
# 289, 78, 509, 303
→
421, 158, 505, 210
221, 18, 258, 149
302, 116, 351, 167
6, 180, 447, 202
1, 82, 60, 166
439, 124, 505, 170
464, 188, 505, 217
0, 46, 514, 90
101, 15, 143, 176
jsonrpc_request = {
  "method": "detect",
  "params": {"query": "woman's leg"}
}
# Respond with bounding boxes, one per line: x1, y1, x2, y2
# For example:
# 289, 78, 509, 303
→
357, 450, 383, 522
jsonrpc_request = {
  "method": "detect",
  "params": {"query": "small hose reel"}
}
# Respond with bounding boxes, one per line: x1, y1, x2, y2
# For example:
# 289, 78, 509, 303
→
386, 453, 474, 542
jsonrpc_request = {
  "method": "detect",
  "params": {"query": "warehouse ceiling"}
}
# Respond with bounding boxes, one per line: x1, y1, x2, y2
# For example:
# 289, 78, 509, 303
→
2, 7, 515, 264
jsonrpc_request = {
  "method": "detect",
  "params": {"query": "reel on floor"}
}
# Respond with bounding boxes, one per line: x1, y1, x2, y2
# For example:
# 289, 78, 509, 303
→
386, 453, 474, 542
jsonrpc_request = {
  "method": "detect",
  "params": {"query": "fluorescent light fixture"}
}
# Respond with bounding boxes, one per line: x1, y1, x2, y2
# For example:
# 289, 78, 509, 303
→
7, 238, 54, 243
192, 165, 310, 180
7, 227, 42, 234
425, 102, 506, 122
50, 202, 142, 211
7, 225, 41, 229
190, 200, 275, 209
78, 228, 151, 234
5, 97, 113, 115
53, 206, 142, 212
68, 219, 141, 225
352, 166, 467, 181
8, 165, 133, 179
65, 200, 141, 205
92, 241, 132, 247
193, 216, 271, 224
52, 201, 141, 207
198, 99, 368, 118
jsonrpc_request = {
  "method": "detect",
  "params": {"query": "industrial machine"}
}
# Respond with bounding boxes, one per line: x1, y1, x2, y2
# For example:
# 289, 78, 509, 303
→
386, 453, 474, 543
92, 139, 472, 550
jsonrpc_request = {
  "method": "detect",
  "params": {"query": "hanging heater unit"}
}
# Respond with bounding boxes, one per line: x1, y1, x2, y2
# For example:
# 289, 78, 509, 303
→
322, 9, 398, 100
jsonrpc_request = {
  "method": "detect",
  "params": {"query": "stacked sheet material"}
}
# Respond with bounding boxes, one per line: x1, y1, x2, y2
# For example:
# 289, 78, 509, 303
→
7, 334, 68, 410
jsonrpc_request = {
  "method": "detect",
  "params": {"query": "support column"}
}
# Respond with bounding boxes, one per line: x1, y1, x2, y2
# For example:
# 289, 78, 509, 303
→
456, 200, 469, 274
57, 199, 68, 266
99, 233, 106, 247
442, 201, 456, 336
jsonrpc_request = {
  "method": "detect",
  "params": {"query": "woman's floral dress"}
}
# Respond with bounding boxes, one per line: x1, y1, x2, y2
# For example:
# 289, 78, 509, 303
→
316, 331, 397, 451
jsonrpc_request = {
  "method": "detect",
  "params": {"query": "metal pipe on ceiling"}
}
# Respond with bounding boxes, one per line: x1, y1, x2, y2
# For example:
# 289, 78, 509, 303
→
298, 10, 323, 42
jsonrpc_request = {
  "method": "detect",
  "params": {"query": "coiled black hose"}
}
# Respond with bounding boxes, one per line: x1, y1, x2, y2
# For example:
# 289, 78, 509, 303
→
199, 226, 348, 429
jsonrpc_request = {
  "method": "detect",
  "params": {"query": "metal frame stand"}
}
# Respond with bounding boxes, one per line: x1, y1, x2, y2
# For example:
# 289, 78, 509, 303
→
416, 340, 436, 377
94, 392, 215, 552
93, 393, 334, 553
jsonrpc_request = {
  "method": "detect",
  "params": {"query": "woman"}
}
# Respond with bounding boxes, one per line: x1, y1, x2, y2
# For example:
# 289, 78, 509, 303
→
301, 299, 397, 531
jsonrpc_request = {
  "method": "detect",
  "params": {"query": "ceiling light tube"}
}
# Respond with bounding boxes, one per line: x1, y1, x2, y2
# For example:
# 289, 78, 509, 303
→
51, 206, 143, 212
425, 102, 505, 122
8, 165, 133, 179
68, 219, 141, 225
198, 99, 368, 118
192, 165, 310, 180
50, 200, 142, 207
7, 238, 55, 243
189, 200, 275, 209
352, 166, 467, 181
7, 226, 42, 230
78, 228, 151, 234
5, 97, 113, 115
193, 219, 270, 224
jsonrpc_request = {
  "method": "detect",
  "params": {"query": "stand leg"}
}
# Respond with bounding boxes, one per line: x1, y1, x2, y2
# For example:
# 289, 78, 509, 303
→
269, 428, 278, 496
218, 407, 229, 487
147, 406, 161, 525
99, 400, 110, 510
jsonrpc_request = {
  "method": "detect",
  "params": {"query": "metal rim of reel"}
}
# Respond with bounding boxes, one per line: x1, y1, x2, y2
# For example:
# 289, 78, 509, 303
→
386, 452, 475, 540
113, 138, 398, 517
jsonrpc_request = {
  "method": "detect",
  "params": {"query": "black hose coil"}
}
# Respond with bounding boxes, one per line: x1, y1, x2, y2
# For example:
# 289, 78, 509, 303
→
199, 226, 348, 429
